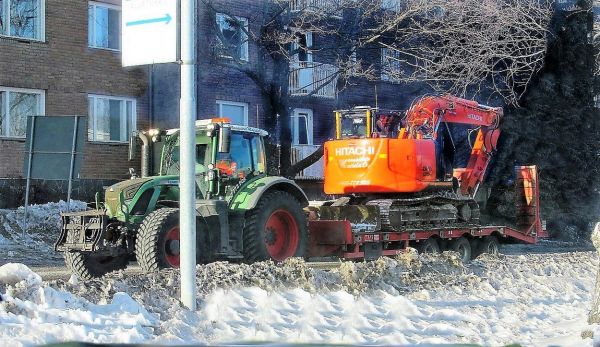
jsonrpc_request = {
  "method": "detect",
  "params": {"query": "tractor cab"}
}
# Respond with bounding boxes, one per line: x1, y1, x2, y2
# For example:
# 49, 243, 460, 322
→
159, 119, 268, 199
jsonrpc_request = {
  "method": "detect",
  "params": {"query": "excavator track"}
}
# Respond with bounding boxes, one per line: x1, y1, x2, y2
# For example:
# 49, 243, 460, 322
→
365, 192, 480, 231
318, 191, 481, 233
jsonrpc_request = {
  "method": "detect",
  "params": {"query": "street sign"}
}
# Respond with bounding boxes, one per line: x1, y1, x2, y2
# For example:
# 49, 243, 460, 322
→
122, 0, 179, 67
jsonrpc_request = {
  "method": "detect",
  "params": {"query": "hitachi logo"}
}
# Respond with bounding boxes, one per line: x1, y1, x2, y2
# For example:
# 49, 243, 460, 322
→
335, 146, 375, 156
467, 114, 483, 122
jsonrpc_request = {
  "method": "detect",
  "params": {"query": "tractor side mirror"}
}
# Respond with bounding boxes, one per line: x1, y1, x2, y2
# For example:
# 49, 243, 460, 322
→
218, 125, 231, 153
128, 131, 137, 161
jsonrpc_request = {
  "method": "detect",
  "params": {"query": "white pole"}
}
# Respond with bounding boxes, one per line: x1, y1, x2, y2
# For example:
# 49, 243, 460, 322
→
179, 0, 197, 310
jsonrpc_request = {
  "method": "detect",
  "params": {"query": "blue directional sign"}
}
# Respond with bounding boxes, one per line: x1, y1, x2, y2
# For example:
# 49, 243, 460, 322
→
122, 0, 178, 67
126, 13, 173, 27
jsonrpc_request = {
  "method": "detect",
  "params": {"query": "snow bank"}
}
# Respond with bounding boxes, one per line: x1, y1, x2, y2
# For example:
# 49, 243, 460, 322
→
0, 263, 157, 346
0, 200, 87, 266
1, 251, 597, 346
0, 263, 41, 287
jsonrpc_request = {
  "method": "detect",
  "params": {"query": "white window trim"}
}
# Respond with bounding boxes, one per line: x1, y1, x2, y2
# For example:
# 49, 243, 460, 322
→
0, 86, 45, 139
0, 0, 46, 42
216, 100, 249, 126
88, 94, 136, 143
88, 1, 121, 51
291, 31, 313, 63
291, 108, 313, 145
381, 47, 402, 83
215, 13, 249, 62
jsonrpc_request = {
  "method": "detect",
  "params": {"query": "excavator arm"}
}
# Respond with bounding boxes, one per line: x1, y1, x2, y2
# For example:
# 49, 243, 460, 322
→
402, 95, 503, 196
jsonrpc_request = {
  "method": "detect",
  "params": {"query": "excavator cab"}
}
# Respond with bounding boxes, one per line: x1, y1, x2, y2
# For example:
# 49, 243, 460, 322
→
324, 95, 503, 197
335, 107, 403, 140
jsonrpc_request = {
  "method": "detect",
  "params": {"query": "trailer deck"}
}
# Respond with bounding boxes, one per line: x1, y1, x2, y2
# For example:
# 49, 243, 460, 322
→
307, 166, 547, 261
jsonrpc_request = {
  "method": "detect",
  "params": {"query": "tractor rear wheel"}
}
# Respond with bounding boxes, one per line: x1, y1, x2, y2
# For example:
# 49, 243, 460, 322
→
243, 190, 308, 262
64, 230, 129, 280
449, 237, 472, 263
136, 208, 181, 272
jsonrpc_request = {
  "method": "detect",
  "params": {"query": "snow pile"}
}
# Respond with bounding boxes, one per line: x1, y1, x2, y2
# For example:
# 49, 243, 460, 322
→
0, 263, 41, 287
0, 263, 157, 346
0, 250, 595, 346
0, 200, 87, 266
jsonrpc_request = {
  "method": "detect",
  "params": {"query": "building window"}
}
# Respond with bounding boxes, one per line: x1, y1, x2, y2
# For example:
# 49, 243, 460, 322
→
291, 108, 313, 145
88, 95, 136, 142
0, 87, 44, 138
381, 0, 400, 10
88, 1, 121, 50
381, 47, 402, 82
0, 0, 45, 40
216, 100, 248, 126
215, 13, 249, 61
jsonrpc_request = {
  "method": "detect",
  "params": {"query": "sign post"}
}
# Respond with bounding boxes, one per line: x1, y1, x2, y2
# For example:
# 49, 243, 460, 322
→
122, 0, 196, 309
178, 0, 197, 310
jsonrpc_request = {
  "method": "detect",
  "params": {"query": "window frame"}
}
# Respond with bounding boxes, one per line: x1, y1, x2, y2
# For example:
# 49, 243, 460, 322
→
215, 100, 249, 126
291, 108, 314, 145
0, 86, 45, 139
215, 12, 249, 62
381, 47, 402, 83
88, 1, 121, 51
88, 94, 136, 143
0, 0, 46, 41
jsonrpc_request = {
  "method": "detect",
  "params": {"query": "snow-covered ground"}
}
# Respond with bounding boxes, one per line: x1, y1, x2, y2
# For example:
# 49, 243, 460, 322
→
1, 250, 598, 346
1, 201, 599, 346
0, 201, 87, 266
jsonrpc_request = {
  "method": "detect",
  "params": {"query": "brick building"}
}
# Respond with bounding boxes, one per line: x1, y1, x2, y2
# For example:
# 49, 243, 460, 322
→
0, 0, 148, 181
150, 0, 427, 177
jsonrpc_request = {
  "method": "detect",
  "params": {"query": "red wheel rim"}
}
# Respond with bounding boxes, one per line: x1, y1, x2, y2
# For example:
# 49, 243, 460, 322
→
164, 226, 180, 267
264, 209, 299, 261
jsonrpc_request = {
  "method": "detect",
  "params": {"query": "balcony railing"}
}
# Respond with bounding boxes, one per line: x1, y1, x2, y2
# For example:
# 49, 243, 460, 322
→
289, 61, 338, 98
290, 0, 343, 16
291, 144, 324, 179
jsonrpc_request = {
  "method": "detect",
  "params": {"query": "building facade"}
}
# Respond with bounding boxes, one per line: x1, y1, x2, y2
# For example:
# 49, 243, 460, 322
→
0, 0, 148, 184
150, 0, 426, 177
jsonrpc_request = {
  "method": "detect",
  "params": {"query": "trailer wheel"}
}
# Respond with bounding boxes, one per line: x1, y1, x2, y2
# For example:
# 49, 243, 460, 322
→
449, 237, 471, 262
473, 236, 500, 258
136, 208, 181, 272
417, 237, 440, 254
243, 190, 308, 262
64, 231, 129, 280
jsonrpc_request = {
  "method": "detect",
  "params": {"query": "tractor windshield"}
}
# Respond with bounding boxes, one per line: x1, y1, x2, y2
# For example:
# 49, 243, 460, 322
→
163, 144, 210, 176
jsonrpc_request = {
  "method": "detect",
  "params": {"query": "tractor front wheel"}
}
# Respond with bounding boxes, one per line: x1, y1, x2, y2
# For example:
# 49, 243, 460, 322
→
64, 230, 129, 280
243, 190, 308, 262
136, 208, 181, 272
65, 252, 129, 280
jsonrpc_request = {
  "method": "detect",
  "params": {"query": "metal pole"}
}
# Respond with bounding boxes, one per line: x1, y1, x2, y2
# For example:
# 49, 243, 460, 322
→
66, 116, 79, 212
23, 116, 36, 238
179, 0, 197, 310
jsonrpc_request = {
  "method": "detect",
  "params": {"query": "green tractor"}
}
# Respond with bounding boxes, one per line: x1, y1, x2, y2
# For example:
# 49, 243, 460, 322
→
55, 119, 309, 279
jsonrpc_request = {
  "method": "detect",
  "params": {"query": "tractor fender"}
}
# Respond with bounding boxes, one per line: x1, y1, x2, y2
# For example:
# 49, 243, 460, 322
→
229, 176, 309, 211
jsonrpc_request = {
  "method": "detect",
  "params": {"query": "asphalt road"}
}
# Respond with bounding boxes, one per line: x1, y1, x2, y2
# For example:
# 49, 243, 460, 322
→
25, 241, 596, 282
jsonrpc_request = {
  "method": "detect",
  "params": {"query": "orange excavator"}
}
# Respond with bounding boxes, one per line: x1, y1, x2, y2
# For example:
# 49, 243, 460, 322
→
322, 94, 503, 229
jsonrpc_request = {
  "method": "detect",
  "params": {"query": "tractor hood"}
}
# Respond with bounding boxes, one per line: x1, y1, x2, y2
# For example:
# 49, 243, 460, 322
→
105, 178, 153, 217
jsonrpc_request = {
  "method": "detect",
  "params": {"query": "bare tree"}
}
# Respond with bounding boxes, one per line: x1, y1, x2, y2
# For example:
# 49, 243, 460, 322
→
200, 0, 553, 176
371, 0, 554, 105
